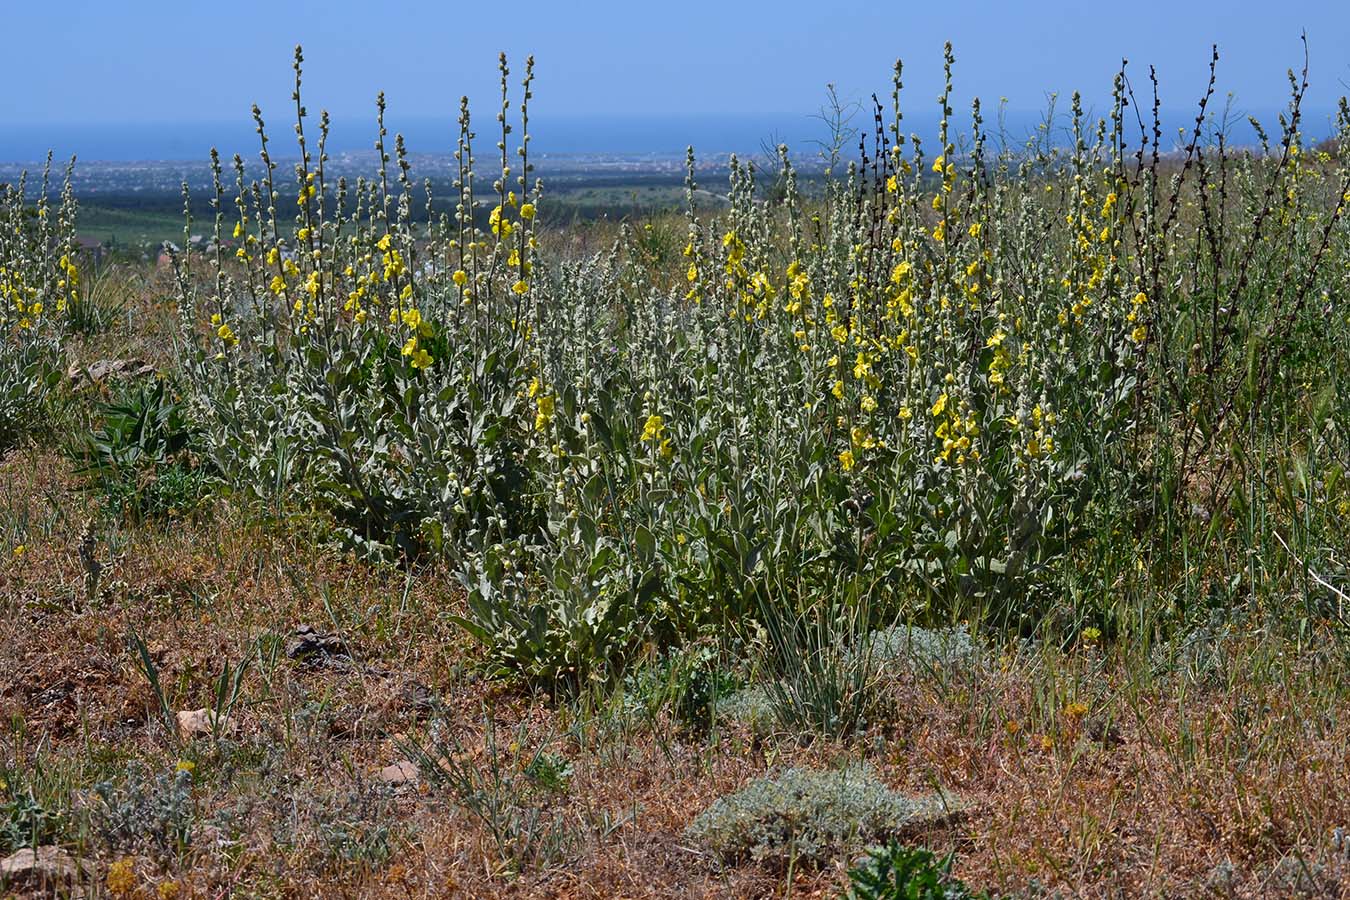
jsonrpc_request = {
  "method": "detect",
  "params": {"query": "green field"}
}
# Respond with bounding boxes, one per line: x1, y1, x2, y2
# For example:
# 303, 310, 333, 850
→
76, 205, 192, 251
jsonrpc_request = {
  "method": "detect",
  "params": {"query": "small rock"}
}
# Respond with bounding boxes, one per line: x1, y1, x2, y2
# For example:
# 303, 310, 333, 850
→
376, 760, 419, 787
0, 845, 95, 895
176, 708, 228, 739
286, 624, 350, 667
67, 358, 156, 389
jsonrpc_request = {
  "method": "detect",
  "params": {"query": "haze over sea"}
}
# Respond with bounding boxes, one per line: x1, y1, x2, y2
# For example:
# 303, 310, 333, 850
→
0, 106, 1341, 167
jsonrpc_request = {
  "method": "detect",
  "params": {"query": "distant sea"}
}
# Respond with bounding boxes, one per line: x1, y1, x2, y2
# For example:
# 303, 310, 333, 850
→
0, 108, 1338, 165
0, 114, 840, 165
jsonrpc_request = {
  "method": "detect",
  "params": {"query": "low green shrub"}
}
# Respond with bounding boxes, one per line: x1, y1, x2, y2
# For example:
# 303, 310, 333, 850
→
686, 766, 958, 867
88, 764, 196, 862
863, 625, 980, 672
622, 643, 742, 734
0, 782, 65, 854
74, 379, 209, 522
843, 843, 991, 900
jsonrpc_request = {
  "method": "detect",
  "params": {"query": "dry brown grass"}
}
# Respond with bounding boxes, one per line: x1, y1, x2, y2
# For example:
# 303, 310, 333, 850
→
3, 447, 1350, 899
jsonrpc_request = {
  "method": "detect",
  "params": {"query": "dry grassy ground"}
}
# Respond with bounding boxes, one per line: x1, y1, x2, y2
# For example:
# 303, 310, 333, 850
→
5, 439, 1350, 898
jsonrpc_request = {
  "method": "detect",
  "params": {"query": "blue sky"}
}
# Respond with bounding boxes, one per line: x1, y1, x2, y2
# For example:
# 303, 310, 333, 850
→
1, 0, 1348, 157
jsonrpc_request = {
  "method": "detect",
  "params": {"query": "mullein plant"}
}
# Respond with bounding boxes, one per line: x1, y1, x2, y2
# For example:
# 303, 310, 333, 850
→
175, 44, 1350, 688
0, 155, 78, 450
178, 47, 545, 554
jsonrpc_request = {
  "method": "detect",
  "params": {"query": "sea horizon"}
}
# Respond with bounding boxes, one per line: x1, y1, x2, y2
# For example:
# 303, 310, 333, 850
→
2, 104, 1339, 166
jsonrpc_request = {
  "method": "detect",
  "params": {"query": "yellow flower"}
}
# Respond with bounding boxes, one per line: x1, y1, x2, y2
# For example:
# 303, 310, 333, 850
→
452, 269, 468, 286
640, 414, 664, 442
852, 352, 871, 381
838, 449, 855, 471
511, 279, 529, 295
409, 348, 433, 369
401, 307, 422, 330
175, 759, 196, 774
489, 206, 513, 237
12, 544, 24, 557
1130, 324, 1147, 343
831, 380, 845, 400
520, 202, 536, 220
376, 234, 392, 251
534, 393, 555, 431
860, 395, 877, 413
931, 393, 948, 417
